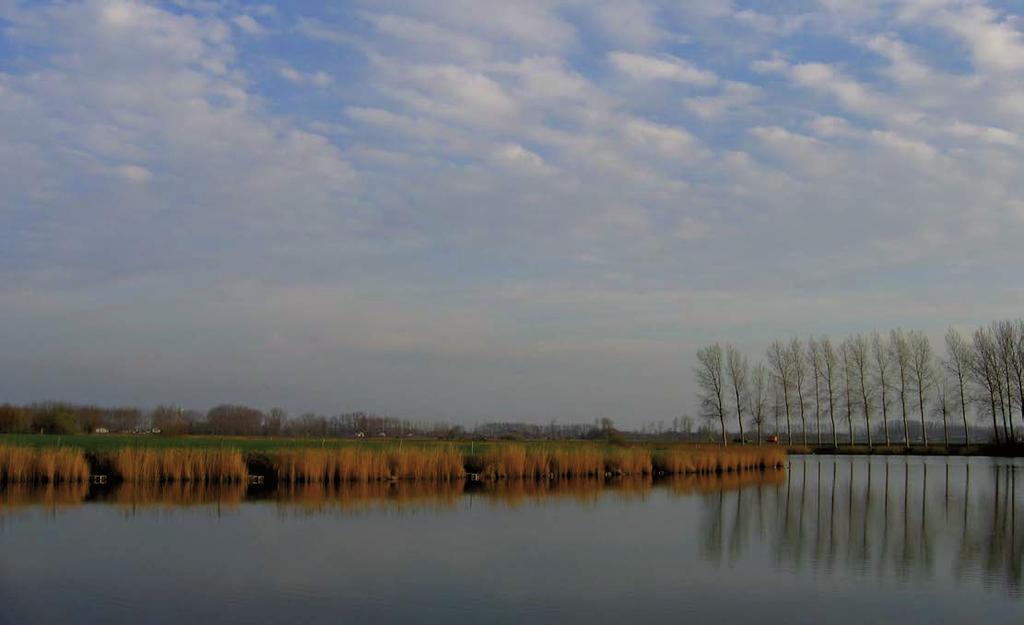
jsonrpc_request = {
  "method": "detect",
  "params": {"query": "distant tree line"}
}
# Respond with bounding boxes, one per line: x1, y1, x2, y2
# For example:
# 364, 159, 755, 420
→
695, 319, 1024, 447
0, 403, 633, 441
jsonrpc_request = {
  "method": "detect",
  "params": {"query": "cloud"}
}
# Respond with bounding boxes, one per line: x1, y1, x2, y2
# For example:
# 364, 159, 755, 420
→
936, 5, 1024, 73
233, 14, 264, 35
279, 64, 333, 87
609, 51, 717, 86
4, 0, 1024, 423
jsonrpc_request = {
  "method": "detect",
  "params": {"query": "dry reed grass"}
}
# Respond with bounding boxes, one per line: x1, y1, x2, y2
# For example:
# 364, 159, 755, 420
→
653, 445, 786, 475
0, 445, 89, 483
108, 448, 246, 483
479, 445, 610, 479
270, 447, 465, 483
604, 448, 653, 476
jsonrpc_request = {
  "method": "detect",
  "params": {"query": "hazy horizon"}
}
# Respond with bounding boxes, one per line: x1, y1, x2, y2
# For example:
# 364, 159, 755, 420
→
3, 1, 1024, 425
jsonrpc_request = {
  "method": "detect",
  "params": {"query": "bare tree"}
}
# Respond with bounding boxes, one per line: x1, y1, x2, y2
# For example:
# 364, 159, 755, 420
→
933, 357, 951, 447
696, 344, 728, 446
994, 320, 1018, 442
771, 376, 781, 440
972, 326, 1003, 444
767, 340, 793, 445
820, 337, 839, 448
850, 334, 874, 448
890, 329, 912, 448
944, 328, 972, 445
749, 362, 769, 445
840, 338, 856, 445
807, 337, 824, 446
789, 338, 809, 445
908, 330, 933, 448
726, 344, 750, 443
871, 332, 892, 446
1015, 320, 1024, 440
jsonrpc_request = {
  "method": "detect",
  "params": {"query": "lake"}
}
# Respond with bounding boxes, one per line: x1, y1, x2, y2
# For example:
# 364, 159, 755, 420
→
1, 455, 1020, 624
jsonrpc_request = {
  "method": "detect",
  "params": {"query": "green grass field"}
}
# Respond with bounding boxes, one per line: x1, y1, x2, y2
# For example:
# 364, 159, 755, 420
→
0, 433, 743, 457
0, 433, 672, 456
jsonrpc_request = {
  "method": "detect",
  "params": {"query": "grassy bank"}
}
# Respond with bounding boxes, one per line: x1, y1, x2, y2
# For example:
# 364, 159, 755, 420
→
1, 439, 785, 484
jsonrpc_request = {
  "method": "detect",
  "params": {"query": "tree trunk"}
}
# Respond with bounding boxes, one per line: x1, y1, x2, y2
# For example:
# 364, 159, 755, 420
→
942, 401, 949, 448
1006, 369, 1016, 442
719, 410, 727, 447
919, 386, 928, 448
990, 393, 1000, 444
862, 391, 872, 449
733, 387, 745, 444
901, 386, 910, 449
797, 388, 807, 445
880, 386, 890, 446
845, 384, 853, 446
783, 386, 792, 445
958, 378, 970, 446
827, 382, 838, 448
814, 377, 822, 447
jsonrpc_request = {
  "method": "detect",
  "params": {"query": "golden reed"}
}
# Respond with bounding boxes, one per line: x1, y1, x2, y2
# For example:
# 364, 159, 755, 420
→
0, 443, 785, 485
652, 445, 786, 475
0, 445, 89, 483
270, 447, 466, 483
108, 448, 247, 483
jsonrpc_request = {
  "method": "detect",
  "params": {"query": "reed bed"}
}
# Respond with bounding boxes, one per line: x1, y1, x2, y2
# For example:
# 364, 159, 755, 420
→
479, 445, 610, 479
0, 445, 90, 483
653, 445, 786, 475
270, 447, 465, 483
108, 448, 246, 483
604, 448, 653, 476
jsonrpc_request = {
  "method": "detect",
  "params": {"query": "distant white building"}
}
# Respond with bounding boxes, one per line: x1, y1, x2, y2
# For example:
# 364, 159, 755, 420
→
94, 427, 109, 434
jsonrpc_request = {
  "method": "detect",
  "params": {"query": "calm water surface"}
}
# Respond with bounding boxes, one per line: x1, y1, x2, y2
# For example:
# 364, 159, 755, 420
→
1, 455, 1021, 624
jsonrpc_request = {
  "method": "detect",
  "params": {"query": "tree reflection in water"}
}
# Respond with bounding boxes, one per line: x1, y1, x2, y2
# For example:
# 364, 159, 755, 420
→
699, 456, 1023, 597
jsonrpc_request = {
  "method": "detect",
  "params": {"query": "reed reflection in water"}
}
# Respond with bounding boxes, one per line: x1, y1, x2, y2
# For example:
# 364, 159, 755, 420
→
699, 456, 1023, 597
0, 470, 781, 519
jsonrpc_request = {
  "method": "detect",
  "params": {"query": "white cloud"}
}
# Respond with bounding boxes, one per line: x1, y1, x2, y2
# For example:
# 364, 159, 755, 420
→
492, 143, 551, 176
110, 164, 153, 182
609, 51, 717, 86
936, 5, 1024, 73
279, 64, 333, 87
233, 14, 264, 35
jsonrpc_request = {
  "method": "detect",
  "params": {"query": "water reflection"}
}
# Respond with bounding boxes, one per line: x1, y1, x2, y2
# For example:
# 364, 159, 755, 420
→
0, 471, 780, 523
699, 457, 1023, 597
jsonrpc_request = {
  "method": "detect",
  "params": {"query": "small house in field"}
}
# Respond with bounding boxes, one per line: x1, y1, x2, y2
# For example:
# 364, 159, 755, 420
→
355, 431, 365, 438
94, 427, 109, 434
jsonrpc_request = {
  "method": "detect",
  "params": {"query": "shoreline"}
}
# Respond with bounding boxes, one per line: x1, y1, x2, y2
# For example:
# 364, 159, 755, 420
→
788, 443, 1024, 458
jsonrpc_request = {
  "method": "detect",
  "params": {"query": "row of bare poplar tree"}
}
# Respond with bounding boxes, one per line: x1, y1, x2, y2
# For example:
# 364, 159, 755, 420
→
695, 319, 1024, 447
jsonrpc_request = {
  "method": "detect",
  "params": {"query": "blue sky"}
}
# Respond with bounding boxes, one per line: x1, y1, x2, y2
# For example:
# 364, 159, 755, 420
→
2, 0, 1023, 425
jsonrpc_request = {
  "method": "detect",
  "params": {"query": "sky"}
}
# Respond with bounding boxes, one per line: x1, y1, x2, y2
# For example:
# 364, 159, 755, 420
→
1, 0, 1023, 426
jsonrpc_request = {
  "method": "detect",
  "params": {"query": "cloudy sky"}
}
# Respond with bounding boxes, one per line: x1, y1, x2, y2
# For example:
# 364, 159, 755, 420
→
2, 0, 1023, 425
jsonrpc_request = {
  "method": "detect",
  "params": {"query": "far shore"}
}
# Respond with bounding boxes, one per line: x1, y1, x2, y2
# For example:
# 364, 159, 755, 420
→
786, 442, 1024, 457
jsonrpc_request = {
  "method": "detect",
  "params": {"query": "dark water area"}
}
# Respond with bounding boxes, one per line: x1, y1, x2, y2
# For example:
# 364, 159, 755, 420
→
1, 456, 1021, 624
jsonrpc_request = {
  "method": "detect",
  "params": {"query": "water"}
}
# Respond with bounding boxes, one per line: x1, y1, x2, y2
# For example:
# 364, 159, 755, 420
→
1, 456, 1021, 624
